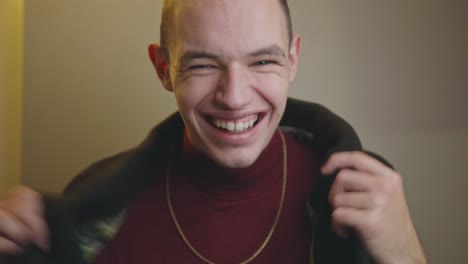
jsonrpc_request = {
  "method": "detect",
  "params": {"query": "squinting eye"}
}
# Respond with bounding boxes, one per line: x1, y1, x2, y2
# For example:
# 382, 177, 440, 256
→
189, 64, 215, 70
254, 60, 274, 66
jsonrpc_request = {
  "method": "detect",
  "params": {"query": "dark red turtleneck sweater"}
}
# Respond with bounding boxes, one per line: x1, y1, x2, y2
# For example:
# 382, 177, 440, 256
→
93, 130, 320, 263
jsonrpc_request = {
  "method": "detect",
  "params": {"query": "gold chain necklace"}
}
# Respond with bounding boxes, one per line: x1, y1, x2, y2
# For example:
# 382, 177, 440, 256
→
166, 131, 288, 264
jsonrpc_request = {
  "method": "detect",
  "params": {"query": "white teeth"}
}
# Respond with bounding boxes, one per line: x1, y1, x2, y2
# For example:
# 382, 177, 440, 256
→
227, 122, 235, 131
235, 122, 244, 132
211, 115, 259, 133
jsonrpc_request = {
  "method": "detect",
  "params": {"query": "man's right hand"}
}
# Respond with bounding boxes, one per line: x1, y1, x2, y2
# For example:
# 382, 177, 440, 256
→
0, 186, 49, 255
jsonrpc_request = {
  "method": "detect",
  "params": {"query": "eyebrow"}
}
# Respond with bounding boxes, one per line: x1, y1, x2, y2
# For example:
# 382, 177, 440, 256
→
248, 44, 287, 58
178, 44, 287, 66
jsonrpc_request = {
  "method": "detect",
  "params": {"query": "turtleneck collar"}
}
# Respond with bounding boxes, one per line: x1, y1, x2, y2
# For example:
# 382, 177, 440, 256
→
172, 130, 284, 201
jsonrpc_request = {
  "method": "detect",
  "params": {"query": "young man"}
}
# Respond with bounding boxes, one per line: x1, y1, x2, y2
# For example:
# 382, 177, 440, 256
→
0, 0, 426, 263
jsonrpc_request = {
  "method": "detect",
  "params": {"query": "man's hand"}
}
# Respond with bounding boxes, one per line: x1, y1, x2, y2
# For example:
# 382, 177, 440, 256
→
0, 186, 49, 255
322, 151, 427, 264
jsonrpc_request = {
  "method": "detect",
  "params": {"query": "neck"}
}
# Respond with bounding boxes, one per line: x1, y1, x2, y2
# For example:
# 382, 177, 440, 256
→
172, 130, 283, 200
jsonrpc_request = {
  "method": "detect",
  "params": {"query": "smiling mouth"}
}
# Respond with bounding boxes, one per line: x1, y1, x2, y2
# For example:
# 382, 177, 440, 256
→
208, 114, 260, 133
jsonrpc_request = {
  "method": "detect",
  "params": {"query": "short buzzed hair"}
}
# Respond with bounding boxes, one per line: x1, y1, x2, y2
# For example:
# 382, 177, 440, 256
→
159, 0, 293, 60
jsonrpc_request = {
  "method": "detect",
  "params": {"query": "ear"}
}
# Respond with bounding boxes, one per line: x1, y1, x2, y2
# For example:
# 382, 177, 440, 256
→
288, 34, 302, 82
148, 42, 173, 91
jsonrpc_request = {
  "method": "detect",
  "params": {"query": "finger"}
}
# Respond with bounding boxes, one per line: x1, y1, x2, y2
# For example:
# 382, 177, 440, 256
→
322, 151, 394, 176
14, 187, 43, 211
0, 237, 23, 255
329, 169, 377, 200
0, 186, 31, 201
331, 207, 367, 238
7, 199, 49, 252
0, 210, 32, 248
0, 187, 49, 252
2, 187, 49, 252
330, 192, 375, 210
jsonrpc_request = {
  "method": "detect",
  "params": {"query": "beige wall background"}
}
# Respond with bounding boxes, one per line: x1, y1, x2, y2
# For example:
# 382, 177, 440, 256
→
0, 0, 23, 192
23, 0, 467, 263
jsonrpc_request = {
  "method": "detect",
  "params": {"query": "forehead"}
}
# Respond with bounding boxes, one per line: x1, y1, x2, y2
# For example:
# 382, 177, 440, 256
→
169, 0, 289, 60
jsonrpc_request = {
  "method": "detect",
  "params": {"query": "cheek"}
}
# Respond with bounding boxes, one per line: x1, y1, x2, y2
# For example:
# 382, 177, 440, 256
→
255, 74, 290, 109
174, 77, 219, 111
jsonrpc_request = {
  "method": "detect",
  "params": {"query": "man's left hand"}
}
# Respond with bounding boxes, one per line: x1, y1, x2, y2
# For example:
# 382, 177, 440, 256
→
322, 151, 427, 264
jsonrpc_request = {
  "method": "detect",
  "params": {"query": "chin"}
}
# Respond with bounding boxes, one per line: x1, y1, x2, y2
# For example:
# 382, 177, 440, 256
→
210, 149, 261, 169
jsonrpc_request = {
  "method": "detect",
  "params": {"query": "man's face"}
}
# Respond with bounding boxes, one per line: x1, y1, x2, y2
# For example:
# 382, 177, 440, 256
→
156, 0, 301, 168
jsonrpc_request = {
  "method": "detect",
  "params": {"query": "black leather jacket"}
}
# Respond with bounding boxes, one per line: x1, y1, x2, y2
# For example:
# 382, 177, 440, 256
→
12, 98, 391, 264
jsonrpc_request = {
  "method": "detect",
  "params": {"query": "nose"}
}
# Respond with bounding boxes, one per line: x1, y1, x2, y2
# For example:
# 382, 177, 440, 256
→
214, 64, 253, 110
